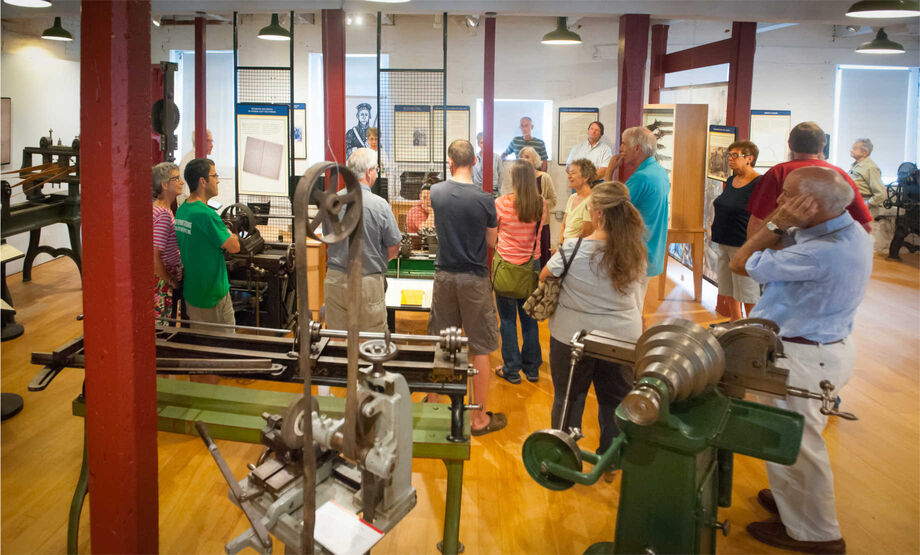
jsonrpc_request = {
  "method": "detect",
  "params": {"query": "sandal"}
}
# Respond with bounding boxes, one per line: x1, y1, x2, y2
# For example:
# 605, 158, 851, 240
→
471, 411, 508, 436
494, 366, 522, 385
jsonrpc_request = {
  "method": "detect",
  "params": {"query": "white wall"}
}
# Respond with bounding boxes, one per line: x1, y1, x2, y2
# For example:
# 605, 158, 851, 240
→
1, 21, 81, 275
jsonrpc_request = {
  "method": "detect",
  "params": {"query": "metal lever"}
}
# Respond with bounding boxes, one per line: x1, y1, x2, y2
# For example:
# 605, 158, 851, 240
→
786, 380, 858, 421
710, 518, 730, 536
194, 421, 273, 549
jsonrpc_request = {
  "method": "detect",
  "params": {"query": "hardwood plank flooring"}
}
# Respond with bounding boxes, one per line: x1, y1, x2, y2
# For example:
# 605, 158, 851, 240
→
1, 253, 917, 554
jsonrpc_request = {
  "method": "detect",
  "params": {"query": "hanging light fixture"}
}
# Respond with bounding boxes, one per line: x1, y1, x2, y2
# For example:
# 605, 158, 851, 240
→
41, 17, 73, 41
856, 27, 906, 53
3, 0, 52, 7
541, 17, 582, 45
366, 0, 411, 3
258, 13, 291, 41
846, 0, 920, 17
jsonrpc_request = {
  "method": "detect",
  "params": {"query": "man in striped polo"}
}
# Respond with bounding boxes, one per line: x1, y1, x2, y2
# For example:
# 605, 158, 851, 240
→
501, 116, 548, 172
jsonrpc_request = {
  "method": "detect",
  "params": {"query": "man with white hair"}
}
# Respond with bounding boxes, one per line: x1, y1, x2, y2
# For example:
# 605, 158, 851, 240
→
323, 147, 401, 332
730, 166, 873, 555
619, 126, 670, 312
849, 137, 886, 207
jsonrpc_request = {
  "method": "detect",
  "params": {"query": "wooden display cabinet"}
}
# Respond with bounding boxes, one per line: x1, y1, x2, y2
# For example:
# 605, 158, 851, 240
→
642, 103, 708, 301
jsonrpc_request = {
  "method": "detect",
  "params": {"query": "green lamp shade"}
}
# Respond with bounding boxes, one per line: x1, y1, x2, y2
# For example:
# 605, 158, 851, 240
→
856, 28, 906, 53
3, 0, 52, 7
41, 17, 73, 41
846, 0, 920, 17
541, 17, 582, 45
258, 13, 291, 41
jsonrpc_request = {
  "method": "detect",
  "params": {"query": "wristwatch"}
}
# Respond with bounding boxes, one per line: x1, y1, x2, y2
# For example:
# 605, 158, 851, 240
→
765, 221, 785, 235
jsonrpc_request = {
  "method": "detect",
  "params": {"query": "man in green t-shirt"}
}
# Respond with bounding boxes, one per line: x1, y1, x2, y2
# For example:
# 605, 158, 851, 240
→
175, 158, 240, 328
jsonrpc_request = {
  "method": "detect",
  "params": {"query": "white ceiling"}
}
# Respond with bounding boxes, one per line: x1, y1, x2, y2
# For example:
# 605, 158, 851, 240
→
1, 0, 918, 25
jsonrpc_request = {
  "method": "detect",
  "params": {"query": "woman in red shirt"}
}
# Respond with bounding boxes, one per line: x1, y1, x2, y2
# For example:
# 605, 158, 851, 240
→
494, 160, 546, 384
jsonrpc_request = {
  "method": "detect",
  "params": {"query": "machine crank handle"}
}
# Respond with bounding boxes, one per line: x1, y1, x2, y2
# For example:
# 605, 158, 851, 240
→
785, 379, 858, 421
194, 422, 273, 549
710, 518, 730, 536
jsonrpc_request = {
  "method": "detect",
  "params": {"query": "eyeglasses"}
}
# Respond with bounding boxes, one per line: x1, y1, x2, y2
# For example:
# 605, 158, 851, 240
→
168, 176, 181, 182
727, 153, 750, 159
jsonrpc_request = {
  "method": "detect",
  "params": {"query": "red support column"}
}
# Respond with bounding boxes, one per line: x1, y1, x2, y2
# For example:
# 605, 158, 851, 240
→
194, 14, 207, 157
649, 24, 669, 105
616, 14, 650, 181
322, 9, 346, 184
727, 22, 756, 140
483, 14, 496, 195
80, 1, 158, 553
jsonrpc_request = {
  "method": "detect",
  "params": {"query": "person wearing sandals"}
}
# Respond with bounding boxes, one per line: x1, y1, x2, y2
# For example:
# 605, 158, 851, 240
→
559, 159, 597, 243
493, 160, 546, 385
541, 181, 646, 461
519, 146, 557, 267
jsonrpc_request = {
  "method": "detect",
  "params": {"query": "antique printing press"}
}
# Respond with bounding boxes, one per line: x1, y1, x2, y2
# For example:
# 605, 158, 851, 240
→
31, 162, 475, 554
522, 318, 856, 555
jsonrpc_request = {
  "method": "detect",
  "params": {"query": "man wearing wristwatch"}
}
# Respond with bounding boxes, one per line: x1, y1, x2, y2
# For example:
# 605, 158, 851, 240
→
730, 166, 872, 555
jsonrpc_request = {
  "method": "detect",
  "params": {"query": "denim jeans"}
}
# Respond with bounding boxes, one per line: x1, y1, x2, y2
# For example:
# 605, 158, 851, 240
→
494, 293, 542, 379
549, 336, 633, 453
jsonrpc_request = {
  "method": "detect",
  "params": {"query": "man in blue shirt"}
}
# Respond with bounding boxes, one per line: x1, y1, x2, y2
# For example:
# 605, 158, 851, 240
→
618, 126, 670, 313
730, 166, 873, 555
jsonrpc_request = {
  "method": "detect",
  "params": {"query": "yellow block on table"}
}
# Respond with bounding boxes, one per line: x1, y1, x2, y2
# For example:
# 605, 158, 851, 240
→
401, 290, 424, 306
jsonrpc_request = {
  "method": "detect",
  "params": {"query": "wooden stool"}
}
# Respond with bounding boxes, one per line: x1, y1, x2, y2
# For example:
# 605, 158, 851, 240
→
658, 228, 705, 302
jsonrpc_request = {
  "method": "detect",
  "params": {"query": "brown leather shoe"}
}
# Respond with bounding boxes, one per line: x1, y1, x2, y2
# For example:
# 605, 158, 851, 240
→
747, 521, 846, 554
758, 488, 779, 515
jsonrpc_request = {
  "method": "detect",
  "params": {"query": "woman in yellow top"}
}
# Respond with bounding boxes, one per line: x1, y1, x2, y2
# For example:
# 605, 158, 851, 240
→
559, 158, 597, 243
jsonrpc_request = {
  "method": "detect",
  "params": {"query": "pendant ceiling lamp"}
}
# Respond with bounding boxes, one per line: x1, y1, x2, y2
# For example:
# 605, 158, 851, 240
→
258, 13, 291, 41
541, 17, 582, 45
3, 0, 52, 7
856, 27, 906, 53
846, 0, 920, 17
41, 17, 72, 41
366, 0, 411, 3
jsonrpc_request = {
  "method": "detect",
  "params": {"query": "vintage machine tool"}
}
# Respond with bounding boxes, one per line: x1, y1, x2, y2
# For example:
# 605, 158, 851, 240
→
883, 161, 919, 260
1, 135, 81, 280
522, 318, 856, 555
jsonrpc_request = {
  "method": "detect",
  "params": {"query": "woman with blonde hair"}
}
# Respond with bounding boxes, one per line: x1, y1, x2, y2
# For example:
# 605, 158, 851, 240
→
541, 180, 646, 457
493, 160, 546, 384
519, 146, 557, 266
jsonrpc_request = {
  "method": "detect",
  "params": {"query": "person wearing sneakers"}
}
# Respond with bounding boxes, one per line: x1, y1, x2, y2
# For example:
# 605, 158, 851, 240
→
730, 166, 872, 555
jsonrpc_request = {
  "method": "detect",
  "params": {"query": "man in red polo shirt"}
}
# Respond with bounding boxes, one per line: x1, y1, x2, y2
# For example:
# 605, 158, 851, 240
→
747, 122, 872, 238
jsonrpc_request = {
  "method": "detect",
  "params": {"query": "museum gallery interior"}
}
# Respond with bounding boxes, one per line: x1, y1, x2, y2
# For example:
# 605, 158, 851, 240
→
0, 0, 918, 554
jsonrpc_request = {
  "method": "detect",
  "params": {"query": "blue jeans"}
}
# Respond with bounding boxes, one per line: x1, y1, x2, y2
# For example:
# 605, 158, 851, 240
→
494, 293, 542, 379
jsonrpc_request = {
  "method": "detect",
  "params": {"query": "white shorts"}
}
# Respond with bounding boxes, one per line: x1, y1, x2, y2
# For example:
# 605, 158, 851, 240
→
713, 242, 761, 304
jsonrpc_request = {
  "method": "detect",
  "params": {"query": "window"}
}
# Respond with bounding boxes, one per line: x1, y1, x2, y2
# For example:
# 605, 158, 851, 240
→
475, 99, 554, 160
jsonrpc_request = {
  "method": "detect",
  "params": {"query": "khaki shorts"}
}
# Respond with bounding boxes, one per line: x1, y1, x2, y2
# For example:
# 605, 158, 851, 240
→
427, 271, 499, 356
713, 242, 761, 304
186, 292, 236, 329
323, 269, 388, 333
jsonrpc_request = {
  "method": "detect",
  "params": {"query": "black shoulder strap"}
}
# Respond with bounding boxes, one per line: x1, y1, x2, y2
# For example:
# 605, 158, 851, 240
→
557, 237, 583, 281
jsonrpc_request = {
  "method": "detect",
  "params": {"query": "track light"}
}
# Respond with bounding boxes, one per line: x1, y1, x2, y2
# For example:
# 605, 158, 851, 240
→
846, 0, 920, 18
541, 17, 582, 45
856, 27, 906, 53
41, 17, 73, 41
258, 13, 291, 41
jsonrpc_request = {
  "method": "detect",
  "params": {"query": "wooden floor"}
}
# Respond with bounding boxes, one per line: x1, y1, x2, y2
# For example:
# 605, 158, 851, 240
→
2, 253, 918, 554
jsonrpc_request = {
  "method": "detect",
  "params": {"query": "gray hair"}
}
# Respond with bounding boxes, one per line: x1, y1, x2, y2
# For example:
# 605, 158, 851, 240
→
622, 127, 657, 159
854, 138, 873, 155
518, 146, 541, 170
346, 147, 377, 182
790, 166, 855, 216
152, 162, 179, 199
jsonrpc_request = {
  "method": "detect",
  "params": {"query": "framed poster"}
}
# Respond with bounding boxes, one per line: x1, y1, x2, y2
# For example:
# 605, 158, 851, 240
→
394, 105, 431, 163
642, 107, 675, 173
236, 104, 289, 197
557, 107, 598, 165
707, 125, 737, 182
431, 105, 470, 163
750, 110, 791, 168
293, 103, 306, 160
345, 96, 375, 158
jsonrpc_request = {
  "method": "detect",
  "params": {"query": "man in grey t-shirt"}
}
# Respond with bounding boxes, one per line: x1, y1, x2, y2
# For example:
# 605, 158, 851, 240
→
427, 139, 505, 436
323, 148, 401, 333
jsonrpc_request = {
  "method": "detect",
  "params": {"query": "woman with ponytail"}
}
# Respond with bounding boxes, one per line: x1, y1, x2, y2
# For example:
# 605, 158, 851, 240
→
539, 181, 646, 459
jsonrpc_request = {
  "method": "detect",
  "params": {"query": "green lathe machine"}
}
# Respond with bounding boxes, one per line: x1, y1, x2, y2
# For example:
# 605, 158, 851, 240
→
522, 318, 857, 555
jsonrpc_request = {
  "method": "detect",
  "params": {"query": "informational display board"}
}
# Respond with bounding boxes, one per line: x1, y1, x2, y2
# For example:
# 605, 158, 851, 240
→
394, 105, 431, 163
431, 105, 470, 163
236, 104, 289, 197
293, 103, 306, 160
707, 125, 737, 182
557, 107, 599, 165
749, 110, 791, 168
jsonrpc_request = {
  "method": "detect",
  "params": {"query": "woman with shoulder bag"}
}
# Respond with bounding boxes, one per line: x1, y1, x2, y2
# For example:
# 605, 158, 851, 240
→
541, 181, 646, 461
493, 160, 546, 385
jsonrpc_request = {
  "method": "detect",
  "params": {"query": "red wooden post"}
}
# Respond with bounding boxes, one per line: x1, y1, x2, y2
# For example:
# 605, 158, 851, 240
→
616, 14, 650, 181
194, 14, 207, 157
80, 1, 158, 553
483, 14, 496, 195
649, 24, 669, 104
727, 22, 756, 140
322, 9, 346, 186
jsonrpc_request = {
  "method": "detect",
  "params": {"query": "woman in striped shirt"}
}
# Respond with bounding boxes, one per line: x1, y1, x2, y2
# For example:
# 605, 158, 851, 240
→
152, 162, 184, 320
493, 160, 546, 384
